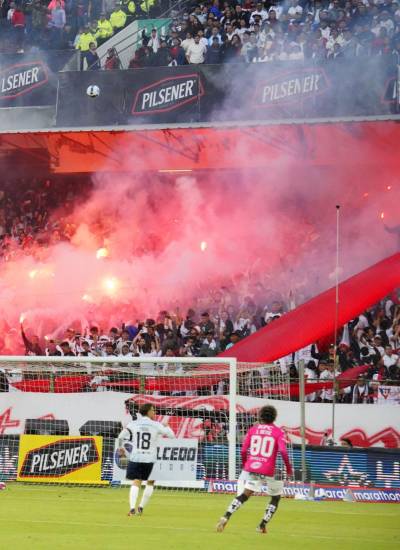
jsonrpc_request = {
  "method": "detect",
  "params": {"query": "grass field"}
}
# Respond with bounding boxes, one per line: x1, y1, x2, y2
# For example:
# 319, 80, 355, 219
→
0, 484, 399, 550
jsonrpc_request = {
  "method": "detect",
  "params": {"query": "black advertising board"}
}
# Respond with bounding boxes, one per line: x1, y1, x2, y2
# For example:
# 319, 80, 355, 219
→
56, 58, 397, 128
0, 51, 77, 108
0, 56, 395, 128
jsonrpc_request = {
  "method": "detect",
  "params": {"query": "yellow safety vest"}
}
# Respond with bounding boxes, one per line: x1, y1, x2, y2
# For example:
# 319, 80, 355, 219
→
140, 0, 155, 13
127, 1, 136, 14
110, 10, 127, 29
75, 32, 97, 52
96, 19, 114, 39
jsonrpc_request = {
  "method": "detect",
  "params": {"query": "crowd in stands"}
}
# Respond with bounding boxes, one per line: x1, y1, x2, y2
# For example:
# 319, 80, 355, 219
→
1, 0, 400, 65
9, 289, 400, 402
0, 177, 91, 261
127, 0, 400, 69
0, 0, 164, 53
1, 178, 399, 402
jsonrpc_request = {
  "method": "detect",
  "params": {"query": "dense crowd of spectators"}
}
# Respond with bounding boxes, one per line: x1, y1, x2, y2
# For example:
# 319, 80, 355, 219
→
1, 0, 400, 65
289, 301, 400, 403
0, 0, 165, 53
126, 0, 400, 69
12, 290, 400, 403
0, 177, 399, 402
0, 177, 91, 261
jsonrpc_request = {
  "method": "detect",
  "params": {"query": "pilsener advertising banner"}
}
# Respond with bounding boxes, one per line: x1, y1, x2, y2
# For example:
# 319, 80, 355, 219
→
0, 51, 77, 108
113, 438, 198, 483
17, 435, 104, 484
56, 57, 397, 128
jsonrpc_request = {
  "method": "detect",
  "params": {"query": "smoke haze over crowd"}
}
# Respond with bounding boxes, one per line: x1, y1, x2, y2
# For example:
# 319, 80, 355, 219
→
0, 133, 398, 344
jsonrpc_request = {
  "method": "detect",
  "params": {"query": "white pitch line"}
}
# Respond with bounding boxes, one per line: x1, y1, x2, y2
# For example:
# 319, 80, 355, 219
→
0, 518, 398, 544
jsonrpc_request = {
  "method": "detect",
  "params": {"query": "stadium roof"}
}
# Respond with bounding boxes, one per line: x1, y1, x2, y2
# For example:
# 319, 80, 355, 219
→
1, 118, 400, 174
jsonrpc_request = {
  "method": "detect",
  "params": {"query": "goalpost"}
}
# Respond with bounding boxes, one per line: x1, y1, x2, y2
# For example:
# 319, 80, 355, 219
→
0, 356, 292, 490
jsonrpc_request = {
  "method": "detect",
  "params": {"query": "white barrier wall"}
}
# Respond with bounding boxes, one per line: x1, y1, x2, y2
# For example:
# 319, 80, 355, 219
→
0, 392, 398, 448
95, 18, 171, 69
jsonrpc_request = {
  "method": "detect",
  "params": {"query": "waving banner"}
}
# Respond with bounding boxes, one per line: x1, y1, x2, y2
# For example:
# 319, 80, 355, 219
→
220, 254, 400, 363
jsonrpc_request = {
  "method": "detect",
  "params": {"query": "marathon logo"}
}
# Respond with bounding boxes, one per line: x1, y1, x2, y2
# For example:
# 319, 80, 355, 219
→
157, 446, 197, 461
131, 74, 204, 115
0, 61, 49, 100
19, 438, 99, 478
255, 68, 329, 107
210, 480, 400, 502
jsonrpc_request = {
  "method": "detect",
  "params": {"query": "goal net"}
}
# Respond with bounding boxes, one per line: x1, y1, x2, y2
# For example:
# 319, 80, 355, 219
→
0, 356, 292, 491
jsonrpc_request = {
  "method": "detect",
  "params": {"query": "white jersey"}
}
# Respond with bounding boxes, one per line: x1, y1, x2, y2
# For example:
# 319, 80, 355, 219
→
119, 416, 174, 463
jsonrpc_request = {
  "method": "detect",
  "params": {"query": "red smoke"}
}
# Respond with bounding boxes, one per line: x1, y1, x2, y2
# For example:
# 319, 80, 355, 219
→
0, 136, 399, 351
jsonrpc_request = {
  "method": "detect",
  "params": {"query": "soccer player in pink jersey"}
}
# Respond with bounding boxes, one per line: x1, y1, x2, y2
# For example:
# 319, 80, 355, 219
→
216, 405, 293, 534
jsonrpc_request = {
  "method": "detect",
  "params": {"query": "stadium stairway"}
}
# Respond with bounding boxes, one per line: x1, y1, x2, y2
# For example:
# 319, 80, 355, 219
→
93, 0, 191, 69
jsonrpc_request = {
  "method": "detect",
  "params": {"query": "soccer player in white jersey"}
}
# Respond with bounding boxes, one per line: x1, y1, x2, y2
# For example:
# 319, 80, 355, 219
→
118, 403, 175, 516
216, 405, 293, 534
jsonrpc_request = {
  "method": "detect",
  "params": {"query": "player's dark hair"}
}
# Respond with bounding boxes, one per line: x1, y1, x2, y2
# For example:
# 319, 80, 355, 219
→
139, 403, 155, 417
259, 405, 277, 424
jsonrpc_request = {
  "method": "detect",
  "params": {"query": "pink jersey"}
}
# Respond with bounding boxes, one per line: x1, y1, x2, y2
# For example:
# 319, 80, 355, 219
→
241, 423, 293, 477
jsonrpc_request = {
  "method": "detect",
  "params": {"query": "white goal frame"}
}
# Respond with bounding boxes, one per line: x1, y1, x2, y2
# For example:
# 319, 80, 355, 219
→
0, 355, 238, 480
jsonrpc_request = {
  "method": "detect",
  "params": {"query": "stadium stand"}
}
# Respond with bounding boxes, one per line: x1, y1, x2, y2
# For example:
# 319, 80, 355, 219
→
1, 0, 400, 67
0, 176, 399, 400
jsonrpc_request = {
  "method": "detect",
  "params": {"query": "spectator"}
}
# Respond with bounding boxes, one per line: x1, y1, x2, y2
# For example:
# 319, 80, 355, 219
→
77, 340, 92, 356
207, 26, 223, 46
104, 47, 121, 69
153, 40, 170, 66
351, 375, 374, 404
186, 34, 207, 64
327, 42, 345, 59
95, 13, 113, 45
122, 0, 136, 24
389, 358, 400, 382
197, 29, 208, 49
199, 312, 215, 336
103, 341, 116, 357
59, 341, 75, 356
140, 46, 155, 67
199, 332, 220, 357
319, 363, 336, 402
304, 360, 319, 402
110, 3, 127, 31
128, 50, 143, 69
11, 4, 25, 53
225, 330, 241, 351
287, 0, 303, 21
31, 0, 49, 46
181, 31, 194, 54
224, 23, 238, 43
49, 0, 66, 45
169, 38, 186, 65
86, 41, 100, 70
250, 2, 268, 24
147, 28, 160, 53
75, 24, 96, 68
224, 33, 242, 62
206, 36, 223, 63
21, 325, 43, 356
45, 339, 62, 356
209, 0, 222, 20
383, 345, 399, 368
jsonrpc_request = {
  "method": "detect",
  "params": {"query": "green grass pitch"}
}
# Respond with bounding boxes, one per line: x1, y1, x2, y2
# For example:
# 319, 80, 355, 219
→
0, 484, 399, 550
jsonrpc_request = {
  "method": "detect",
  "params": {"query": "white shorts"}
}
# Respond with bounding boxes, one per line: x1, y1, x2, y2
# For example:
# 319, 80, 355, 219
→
238, 470, 283, 496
